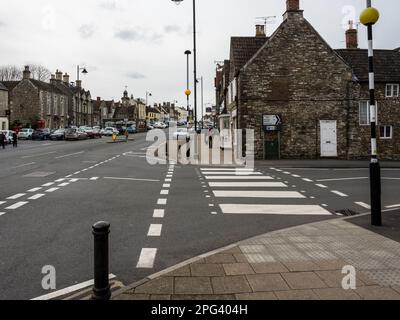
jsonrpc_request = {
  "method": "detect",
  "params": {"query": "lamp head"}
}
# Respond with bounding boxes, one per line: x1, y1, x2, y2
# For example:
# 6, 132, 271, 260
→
185, 50, 192, 55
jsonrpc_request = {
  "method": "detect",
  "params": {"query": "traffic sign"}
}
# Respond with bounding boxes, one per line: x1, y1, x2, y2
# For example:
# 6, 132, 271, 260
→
263, 114, 281, 126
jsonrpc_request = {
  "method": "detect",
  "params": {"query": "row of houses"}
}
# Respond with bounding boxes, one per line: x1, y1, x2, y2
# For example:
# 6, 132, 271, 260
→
215, 0, 400, 160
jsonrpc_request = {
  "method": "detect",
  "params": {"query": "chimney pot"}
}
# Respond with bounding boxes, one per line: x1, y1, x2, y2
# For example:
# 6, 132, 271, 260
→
56, 70, 63, 81
23, 65, 31, 80
255, 24, 266, 37
63, 73, 70, 84
287, 0, 299, 11
346, 21, 358, 49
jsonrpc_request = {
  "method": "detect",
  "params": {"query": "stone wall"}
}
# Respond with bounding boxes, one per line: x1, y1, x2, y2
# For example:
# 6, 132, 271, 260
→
0, 90, 8, 116
9, 80, 40, 127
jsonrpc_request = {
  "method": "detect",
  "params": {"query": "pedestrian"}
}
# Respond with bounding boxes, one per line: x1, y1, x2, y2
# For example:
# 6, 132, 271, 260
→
12, 131, 18, 148
125, 129, 129, 142
0, 131, 5, 150
208, 127, 214, 149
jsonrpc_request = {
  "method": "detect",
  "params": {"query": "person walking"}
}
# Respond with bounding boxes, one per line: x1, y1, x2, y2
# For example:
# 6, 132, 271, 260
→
208, 127, 214, 149
0, 131, 5, 150
12, 131, 18, 148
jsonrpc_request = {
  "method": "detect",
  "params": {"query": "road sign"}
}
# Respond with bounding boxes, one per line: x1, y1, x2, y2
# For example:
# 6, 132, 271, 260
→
263, 114, 281, 126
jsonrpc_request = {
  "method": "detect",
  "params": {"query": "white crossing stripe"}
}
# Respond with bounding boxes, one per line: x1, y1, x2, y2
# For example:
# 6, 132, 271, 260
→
153, 209, 165, 218
147, 224, 162, 237
213, 191, 305, 199
0, 201, 6, 205
316, 184, 328, 189
55, 179, 65, 182
160, 190, 169, 195
331, 190, 348, 197
28, 187, 42, 193
7, 194, 26, 200
208, 182, 287, 188
355, 202, 371, 209
137, 248, 157, 268
28, 194, 46, 200
90, 177, 99, 181
46, 188, 60, 193
386, 204, 400, 209
201, 172, 262, 175
157, 199, 167, 205
302, 178, 313, 182
163, 184, 171, 188
220, 204, 331, 216
6, 202, 28, 210
42, 182, 55, 187
201, 168, 254, 171
0, 212, 5, 216
58, 183, 70, 187
205, 176, 274, 180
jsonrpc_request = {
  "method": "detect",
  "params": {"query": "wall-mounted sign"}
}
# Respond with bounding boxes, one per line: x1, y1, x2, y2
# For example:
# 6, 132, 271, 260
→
263, 114, 282, 126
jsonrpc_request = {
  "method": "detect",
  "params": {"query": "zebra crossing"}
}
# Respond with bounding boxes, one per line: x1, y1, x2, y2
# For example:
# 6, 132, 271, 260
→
200, 168, 332, 216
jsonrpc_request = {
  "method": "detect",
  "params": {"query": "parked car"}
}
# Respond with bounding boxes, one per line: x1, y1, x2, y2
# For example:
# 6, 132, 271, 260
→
32, 128, 51, 140
80, 126, 96, 139
101, 127, 119, 136
92, 127, 102, 138
173, 128, 190, 141
49, 129, 66, 141
0, 130, 15, 144
126, 125, 137, 134
65, 128, 88, 141
18, 128, 34, 140
147, 124, 154, 131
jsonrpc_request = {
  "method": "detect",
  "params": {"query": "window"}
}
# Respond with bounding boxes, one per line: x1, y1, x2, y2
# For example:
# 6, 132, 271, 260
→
380, 126, 393, 139
386, 84, 399, 97
359, 101, 378, 126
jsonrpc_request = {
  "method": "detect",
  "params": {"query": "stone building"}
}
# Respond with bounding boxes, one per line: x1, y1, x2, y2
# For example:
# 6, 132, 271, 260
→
217, 0, 400, 160
2, 66, 69, 129
0, 83, 8, 130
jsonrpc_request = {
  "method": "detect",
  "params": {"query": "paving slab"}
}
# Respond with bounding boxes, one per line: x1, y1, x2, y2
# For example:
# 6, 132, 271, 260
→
235, 292, 277, 300
174, 277, 213, 295
251, 262, 289, 274
313, 288, 361, 300
223, 263, 255, 276
246, 274, 290, 292
211, 276, 252, 295
281, 272, 328, 290
134, 277, 174, 295
275, 289, 319, 300
190, 264, 225, 277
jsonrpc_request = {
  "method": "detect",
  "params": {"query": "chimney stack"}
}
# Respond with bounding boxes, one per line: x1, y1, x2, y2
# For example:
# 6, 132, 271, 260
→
76, 80, 82, 88
346, 21, 358, 49
286, 0, 299, 11
56, 70, 63, 81
23, 66, 31, 80
255, 24, 266, 37
50, 74, 56, 84
63, 73, 70, 84
284, 0, 302, 20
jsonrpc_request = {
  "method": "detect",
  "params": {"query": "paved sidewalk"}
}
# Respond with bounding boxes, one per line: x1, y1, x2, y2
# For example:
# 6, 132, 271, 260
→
113, 214, 400, 300
255, 159, 400, 168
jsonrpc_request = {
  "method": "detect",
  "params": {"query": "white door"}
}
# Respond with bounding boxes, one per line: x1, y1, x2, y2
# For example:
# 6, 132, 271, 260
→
320, 120, 337, 157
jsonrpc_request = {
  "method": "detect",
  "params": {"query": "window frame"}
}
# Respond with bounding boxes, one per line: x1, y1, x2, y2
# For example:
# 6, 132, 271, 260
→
380, 125, 393, 140
359, 101, 378, 126
386, 83, 400, 98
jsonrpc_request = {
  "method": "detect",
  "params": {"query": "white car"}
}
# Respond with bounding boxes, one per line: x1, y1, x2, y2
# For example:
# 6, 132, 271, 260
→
173, 128, 190, 141
101, 127, 119, 136
1, 130, 15, 144
18, 128, 34, 140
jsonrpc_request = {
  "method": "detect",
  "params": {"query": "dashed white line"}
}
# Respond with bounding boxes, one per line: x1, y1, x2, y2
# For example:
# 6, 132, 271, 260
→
42, 182, 55, 187
355, 202, 371, 209
28, 194, 45, 200
160, 190, 169, 195
316, 184, 328, 189
55, 151, 84, 159
0, 212, 5, 217
12, 162, 36, 169
157, 199, 167, 205
28, 187, 42, 193
55, 179, 65, 183
153, 209, 165, 218
58, 183, 70, 187
302, 178, 313, 182
6, 202, 28, 210
331, 190, 349, 197
7, 194, 26, 200
163, 184, 171, 188
46, 188, 60, 193
147, 224, 162, 237
0, 201, 6, 205
385, 204, 400, 209
90, 177, 99, 181
137, 248, 157, 268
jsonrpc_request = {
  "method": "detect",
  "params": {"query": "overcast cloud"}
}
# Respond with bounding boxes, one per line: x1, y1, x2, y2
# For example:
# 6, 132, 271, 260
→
0, 0, 399, 116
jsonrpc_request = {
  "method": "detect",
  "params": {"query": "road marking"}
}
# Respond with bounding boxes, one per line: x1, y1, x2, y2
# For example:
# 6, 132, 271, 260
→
58, 183, 70, 187
211, 212, 218, 215
163, 184, 171, 188
213, 191, 305, 199
55, 151, 85, 159
0, 212, 5, 216
165, 179, 172, 182
205, 176, 274, 180
42, 182, 55, 187
70, 179, 79, 182
137, 248, 157, 268
201, 172, 261, 176
322, 204, 328, 207
331, 190, 348, 197
46, 188, 60, 193
382, 178, 400, 180
355, 202, 371, 209
200, 168, 253, 171
31, 274, 116, 300
28, 187, 42, 192
0, 201, 6, 205
55, 179, 65, 182
157, 199, 167, 205
147, 224, 162, 237
220, 204, 332, 216
292, 175, 301, 178
160, 190, 169, 195
22, 151, 57, 159
12, 162, 36, 169
302, 178, 313, 182
317, 177, 368, 182
7, 194, 26, 200
73, 171, 81, 175
283, 172, 291, 175
90, 177, 99, 181
316, 184, 328, 189
28, 194, 45, 200
6, 202, 28, 210
153, 209, 165, 218
385, 204, 400, 209
65, 175, 72, 178
166, 175, 173, 178
104, 177, 160, 182
208, 182, 288, 188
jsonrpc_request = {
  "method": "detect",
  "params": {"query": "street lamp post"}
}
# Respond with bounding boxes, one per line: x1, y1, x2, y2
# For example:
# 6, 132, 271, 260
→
185, 50, 192, 127
171, 0, 198, 132
360, 1, 381, 226
76, 66, 88, 127
146, 92, 152, 107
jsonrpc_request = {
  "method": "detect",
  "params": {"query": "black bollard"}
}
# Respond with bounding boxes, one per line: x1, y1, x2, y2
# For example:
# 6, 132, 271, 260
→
370, 161, 382, 226
92, 221, 111, 300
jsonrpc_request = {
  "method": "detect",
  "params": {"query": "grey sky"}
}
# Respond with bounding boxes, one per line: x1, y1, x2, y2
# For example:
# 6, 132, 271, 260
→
0, 0, 399, 117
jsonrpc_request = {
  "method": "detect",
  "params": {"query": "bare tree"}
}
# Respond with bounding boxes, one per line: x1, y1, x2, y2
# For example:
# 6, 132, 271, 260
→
0, 65, 22, 81
28, 64, 51, 82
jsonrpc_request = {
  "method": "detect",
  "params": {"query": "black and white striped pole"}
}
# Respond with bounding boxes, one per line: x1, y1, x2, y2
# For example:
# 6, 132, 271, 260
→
360, 1, 382, 226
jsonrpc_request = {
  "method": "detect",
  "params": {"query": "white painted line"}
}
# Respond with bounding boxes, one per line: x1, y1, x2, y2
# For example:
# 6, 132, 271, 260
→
104, 177, 160, 182
317, 177, 368, 182
31, 274, 116, 300
147, 224, 162, 237
211, 212, 218, 215
209, 204, 215, 207
12, 162, 36, 169
55, 179, 65, 183
166, 175, 173, 178
70, 179, 79, 182
82, 169, 88, 172
201, 172, 261, 176
153, 209, 165, 218
208, 182, 287, 188
46, 188, 60, 193
331, 190, 348, 197
7, 194, 26, 200
55, 151, 84, 159
292, 175, 301, 178
28, 187, 42, 193
200, 168, 253, 171
137, 248, 157, 268
5, 202, 28, 210
316, 184, 328, 189
73, 172, 81, 175
385, 204, 400, 209
160, 190, 169, 195
28, 194, 45, 200
58, 183, 70, 187
157, 199, 167, 205
213, 191, 306, 199
0, 212, 5, 217
90, 177, 99, 181
22, 151, 57, 159
220, 204, 332, 216
355, 202, 371, 209
205, 176, 274, 180
322, 204, 328, 207
0, 201, 6, 205
283, 172, 291, 175
65, 175, 72, 178
302, 178, 313, 182
42, 182, 55, 187
165, 179, 172, 182
163, 184, 171, 188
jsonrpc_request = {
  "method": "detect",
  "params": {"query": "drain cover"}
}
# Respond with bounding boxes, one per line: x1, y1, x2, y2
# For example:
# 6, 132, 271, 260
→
335, 209, 361, 216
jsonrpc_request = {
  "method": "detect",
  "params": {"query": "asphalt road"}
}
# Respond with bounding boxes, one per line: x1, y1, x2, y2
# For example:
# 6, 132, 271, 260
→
1, 135, 399, 299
